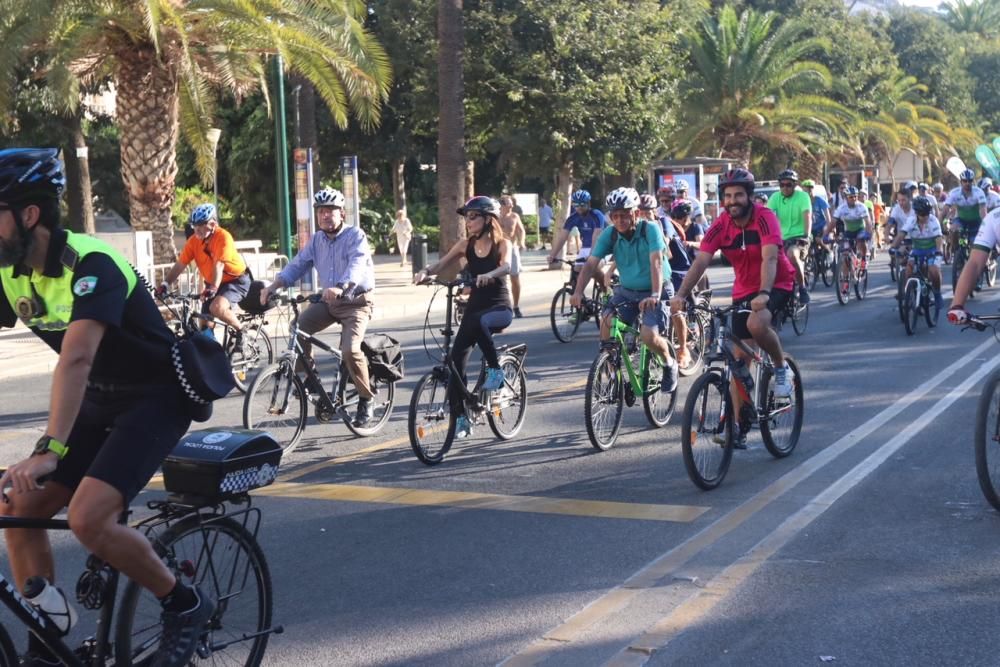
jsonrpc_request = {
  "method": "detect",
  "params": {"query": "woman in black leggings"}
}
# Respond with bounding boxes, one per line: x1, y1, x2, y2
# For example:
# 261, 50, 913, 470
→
414, 196, 513, 437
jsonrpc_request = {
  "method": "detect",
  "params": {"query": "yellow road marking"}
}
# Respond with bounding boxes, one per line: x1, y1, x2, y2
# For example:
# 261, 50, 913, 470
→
249, 481, 708, 523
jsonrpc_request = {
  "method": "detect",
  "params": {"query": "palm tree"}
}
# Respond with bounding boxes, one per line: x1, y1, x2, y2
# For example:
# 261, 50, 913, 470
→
672, 6, 851, 166
0, 1, 391, 261
437, 0, 466, 253
943, 0, 1000, 40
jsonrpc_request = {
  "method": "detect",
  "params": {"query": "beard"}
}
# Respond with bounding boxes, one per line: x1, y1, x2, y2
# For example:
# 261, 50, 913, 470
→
0, 227, 30, 268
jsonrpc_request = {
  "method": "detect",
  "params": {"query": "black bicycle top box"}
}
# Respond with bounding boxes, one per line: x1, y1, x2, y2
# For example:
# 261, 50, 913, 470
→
162, 428, 282, 501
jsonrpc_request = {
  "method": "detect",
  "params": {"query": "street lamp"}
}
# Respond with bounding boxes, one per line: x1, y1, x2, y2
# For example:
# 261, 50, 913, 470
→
206, 127, 222, 212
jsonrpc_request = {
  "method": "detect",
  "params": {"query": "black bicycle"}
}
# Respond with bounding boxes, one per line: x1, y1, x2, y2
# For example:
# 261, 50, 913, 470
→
773, 288, 809, 336
243, 292, 401, 455
680, 302, 804, 490
899, 253, 941, 335
408, 278, 528, 465
549, 259, 612, 343
160, 292, 274, 394
0, 429, 282, 666
963, 314, 1000, 512
807, 237, 833, 288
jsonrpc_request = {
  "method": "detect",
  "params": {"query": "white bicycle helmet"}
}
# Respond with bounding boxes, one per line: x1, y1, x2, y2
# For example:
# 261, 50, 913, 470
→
314, 187, 346, 208
605, 187, 640, 211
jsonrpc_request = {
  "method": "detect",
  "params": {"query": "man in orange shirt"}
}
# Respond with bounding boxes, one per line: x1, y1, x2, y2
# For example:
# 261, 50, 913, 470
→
159, 203, 249, 336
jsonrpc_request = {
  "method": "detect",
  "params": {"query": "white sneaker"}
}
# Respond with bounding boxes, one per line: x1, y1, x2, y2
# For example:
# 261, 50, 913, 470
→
773, 363, 793, 398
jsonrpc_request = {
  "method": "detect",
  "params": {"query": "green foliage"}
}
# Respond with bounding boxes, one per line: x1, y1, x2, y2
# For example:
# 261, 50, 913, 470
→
171, 186, 234, 231
413, 224, 440, 253
943, 0, 1000, 39
359, 207, 395, 253
968, 46, 1000, 136
521, 214, 539, 236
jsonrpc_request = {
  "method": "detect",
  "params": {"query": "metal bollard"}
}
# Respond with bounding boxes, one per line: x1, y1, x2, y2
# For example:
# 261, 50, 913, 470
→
412, 234, 428, 274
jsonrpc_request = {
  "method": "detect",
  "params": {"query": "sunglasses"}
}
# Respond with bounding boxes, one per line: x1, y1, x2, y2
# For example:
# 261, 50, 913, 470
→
464, 212, 484, 220
962, 180, 974, 184
779, 182, 795, 188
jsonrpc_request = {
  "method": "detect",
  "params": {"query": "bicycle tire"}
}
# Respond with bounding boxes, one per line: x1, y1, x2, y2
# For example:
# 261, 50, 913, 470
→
952, 249, 966, 294
488, 355, 528, 439
804, 254, 818, 291
681, 370, 734, 490
676, 311, 706, 377
642, 349, 677, 428
791, 299, 809, 335
408, 371, 454, 465
243, 361, 308, 455
975, 369, 1000, 511
855, 265, 868, 300
550, 287, 581, 343
230, 324, 275, 394
924, 284, 939, 328
889, 255, 898, 283
584, 350, 624, 451
759, 356, 804, 458
0, 624, 16, 667
903, 281, 919, 336
896, 271, 907, 323
988, 256, 998, 287
115, 515, 273, 667
820, 250, 833, 287
337, 355, 394, 437
834, 255, 850, 305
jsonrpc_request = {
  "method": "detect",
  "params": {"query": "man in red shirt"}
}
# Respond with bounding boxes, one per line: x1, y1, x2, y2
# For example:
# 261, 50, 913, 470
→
670, 168, 795, 400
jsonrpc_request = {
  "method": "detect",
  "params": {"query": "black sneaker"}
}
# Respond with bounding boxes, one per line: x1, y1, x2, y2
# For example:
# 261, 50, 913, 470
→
153, 586, 215, 667
354, 397, 375, 426
798, 286, 810, 304
513, 307, 523, 318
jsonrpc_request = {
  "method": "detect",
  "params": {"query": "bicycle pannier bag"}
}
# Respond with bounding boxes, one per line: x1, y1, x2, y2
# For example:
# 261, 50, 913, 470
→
162, 428, 282, 502
361, 333, 405, 382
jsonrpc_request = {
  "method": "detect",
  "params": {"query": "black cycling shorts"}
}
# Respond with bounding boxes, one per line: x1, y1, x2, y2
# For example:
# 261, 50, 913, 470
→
51, 385, 192, 503
203, 272, 251, 312
732, 289, 792, 340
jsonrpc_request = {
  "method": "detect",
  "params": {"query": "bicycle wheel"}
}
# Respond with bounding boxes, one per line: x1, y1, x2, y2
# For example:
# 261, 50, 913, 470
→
115, 515, 273, 667
903, 281, 919, 335
820, 250, 833, 287
889, 254, 898, 283
759, 356, 804, 458
0, 625, 16, 667
341, 376, 395, 437
854, 265, 868, 300
896, 270, 907, 323
243, 361, 307, 455
408, 371, 455, 465
642, 349, 677, 428
488, 355, 528, 439
975, 369, 1000, 511
791, 298, 809, 335
834, 256, 850, 305
675, 311, 706, 377
804, 254, 818, 291
230, 325, 274, 394
923, 284, 940, 328
550, 287, 582, 343
584, 350, 624, 451
952, 249, 966, 293
988, 255, 998, 287
681, 370, 734, 490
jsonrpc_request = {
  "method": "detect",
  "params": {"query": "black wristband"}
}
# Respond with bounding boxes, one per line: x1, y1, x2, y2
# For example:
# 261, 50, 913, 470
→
758, 289, 771, 296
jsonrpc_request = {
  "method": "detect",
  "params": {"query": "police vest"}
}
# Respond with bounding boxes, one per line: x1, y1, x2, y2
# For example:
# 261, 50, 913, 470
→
0, 232, 136, 332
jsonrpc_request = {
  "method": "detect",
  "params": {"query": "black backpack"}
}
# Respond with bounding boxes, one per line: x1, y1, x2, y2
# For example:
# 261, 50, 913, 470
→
361, 333, 405, 382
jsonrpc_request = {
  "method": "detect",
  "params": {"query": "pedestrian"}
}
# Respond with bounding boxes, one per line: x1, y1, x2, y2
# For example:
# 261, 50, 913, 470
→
537, 198, 553, 250
499, 195, 527, 317
393, 209, 413, 267
259, 188, 378, 426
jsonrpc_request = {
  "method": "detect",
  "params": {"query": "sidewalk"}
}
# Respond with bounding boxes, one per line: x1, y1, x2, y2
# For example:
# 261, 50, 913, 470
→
0, 249, 574, 379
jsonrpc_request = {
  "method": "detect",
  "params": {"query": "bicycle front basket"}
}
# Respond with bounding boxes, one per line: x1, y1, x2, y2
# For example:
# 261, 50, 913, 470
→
162, 428, 282, 502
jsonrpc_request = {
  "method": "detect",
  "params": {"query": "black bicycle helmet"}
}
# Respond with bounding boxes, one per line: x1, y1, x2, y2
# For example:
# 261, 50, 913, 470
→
912, 196, 934, 216
670, 200, 692, 218
0, 148, 65, 205
719, 168, 755, 195
777, 169, 799, 183
456, 195, 501, 218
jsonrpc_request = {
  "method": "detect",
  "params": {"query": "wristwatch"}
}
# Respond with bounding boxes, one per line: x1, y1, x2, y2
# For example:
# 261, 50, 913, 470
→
33, 435, 68, 459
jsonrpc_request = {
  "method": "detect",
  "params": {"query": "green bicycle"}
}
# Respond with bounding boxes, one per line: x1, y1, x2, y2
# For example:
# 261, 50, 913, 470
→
583, 305, 678, 451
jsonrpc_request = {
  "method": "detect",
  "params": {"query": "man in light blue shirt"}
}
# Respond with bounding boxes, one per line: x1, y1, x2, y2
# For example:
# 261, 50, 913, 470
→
537, 198, 553, 250
260, 187, 377, 425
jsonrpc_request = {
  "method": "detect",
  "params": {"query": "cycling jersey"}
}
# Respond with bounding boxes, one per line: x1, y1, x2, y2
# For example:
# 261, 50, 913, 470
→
833, 202, 871, 233
899, 216, 942, 251
0, 229, 176, 384
887, 203, 914, 229
661, 217, 692, 275
972, 208, 1000, 253
945, 187, 987, 223
591, 220, 670, 291
563, 209, 607, 249
767, 188, 811, 239
698, 204, 796, 301
986, 190, 1000, 212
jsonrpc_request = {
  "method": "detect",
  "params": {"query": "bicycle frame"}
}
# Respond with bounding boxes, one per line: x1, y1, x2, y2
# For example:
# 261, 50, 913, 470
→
700, 305, 774, 412
272, 296, 346, 414
608, 316, 654, 397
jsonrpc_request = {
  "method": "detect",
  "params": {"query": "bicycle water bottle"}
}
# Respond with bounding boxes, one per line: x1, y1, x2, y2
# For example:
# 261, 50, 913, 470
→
24, 576, 78, 635
733, 358, 754, 395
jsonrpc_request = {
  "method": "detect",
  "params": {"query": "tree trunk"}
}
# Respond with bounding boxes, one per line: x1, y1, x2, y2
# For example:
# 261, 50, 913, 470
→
551, 159, 574, 267
465, 160, 475, 200
294, 77, 321, 193
392, 158, 407, 216
116, 47, 180, 263
797, 151, 822, 182
436, 0, 466, 259
62, 111, 95, 234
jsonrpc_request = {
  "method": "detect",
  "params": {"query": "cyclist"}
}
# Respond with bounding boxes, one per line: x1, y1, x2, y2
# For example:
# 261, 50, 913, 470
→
766, 169, 812, 303
933, 182, 946, 205
917, 182, 940, 218
828, 186, 873, 294
655, 185, 676, 220
571, 187, 678, 393
886, 183, 916, 245
672, 168, 795, 406
498, 195, 527, 317
674, 180, 706, 226
944, 169, 987, 258
0, 148, 212, 667
548, 189, 609, 286
980, 177, 1000, 212
890, 196, 944, 311
949, 204, 1000, 326
259, 187, 377, 426
412, 196, 512, 438
802, 179, 830, 245
159, 203, 250, 339
664, 199, 706, 370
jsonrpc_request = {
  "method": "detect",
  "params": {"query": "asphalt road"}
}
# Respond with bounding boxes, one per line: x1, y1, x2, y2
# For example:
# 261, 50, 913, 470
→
2, 254, 1000, 666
